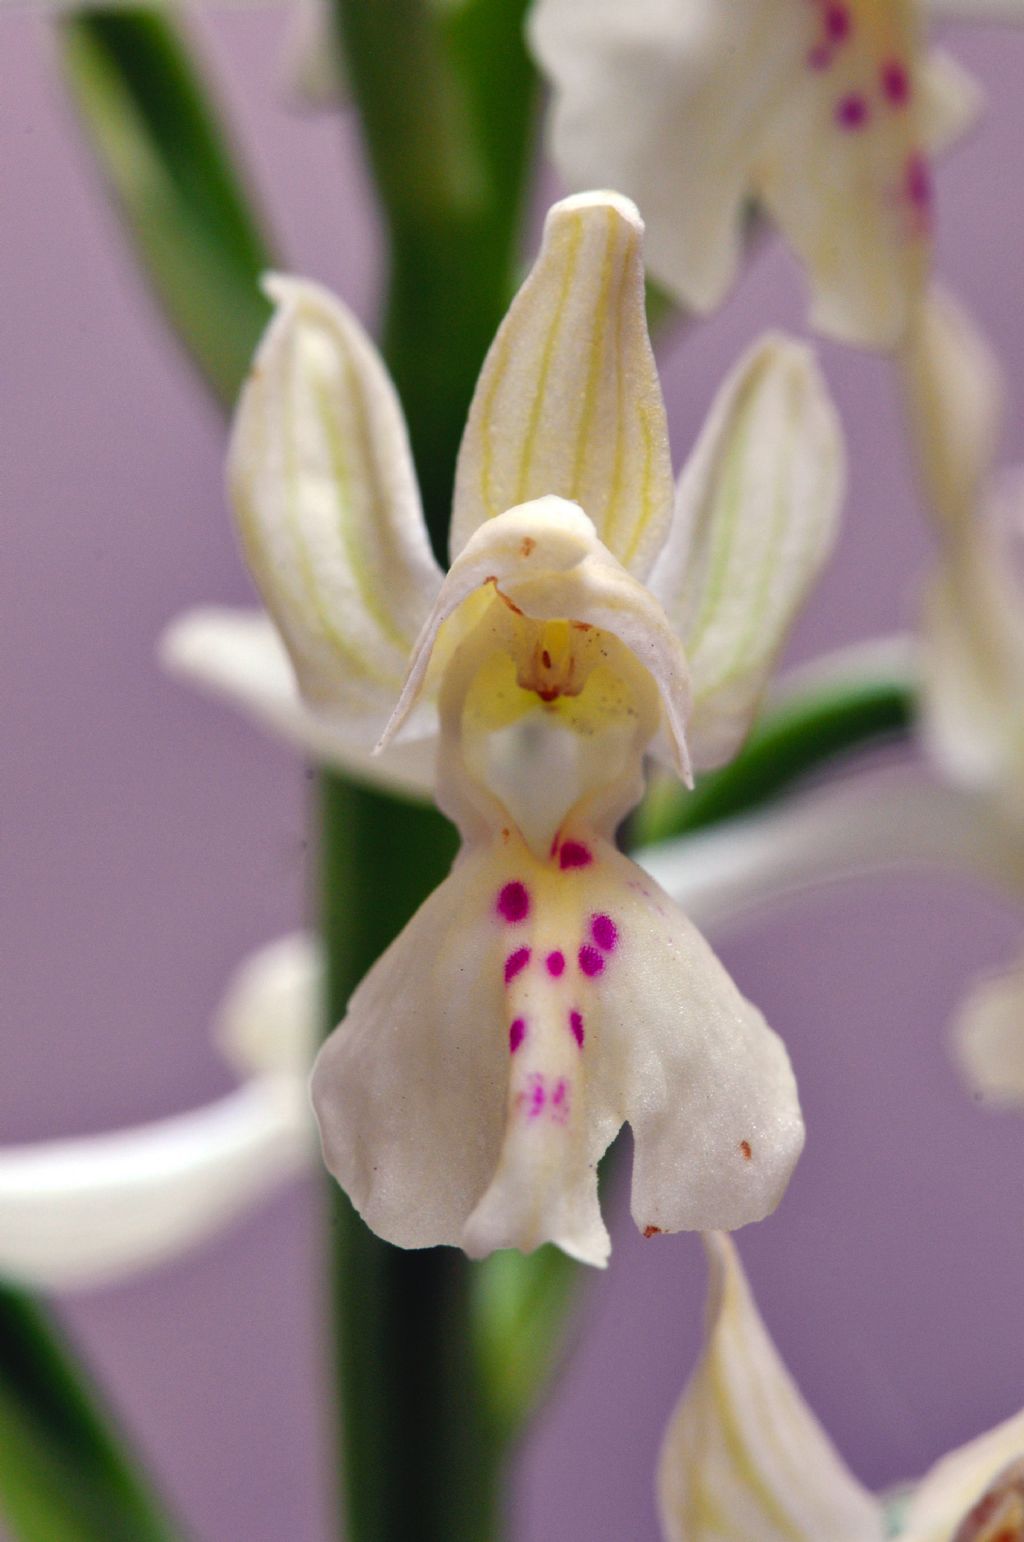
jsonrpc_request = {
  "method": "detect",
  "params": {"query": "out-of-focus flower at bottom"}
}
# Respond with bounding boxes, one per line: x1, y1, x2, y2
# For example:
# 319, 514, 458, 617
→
0, 934, 319, 1292
658, 1231, 1024, 1542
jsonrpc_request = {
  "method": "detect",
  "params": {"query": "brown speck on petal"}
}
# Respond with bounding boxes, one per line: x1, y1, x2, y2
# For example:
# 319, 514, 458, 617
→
740, 1140, 753, 1161
643, 1225, 664, 1239
520, 536, 537, 557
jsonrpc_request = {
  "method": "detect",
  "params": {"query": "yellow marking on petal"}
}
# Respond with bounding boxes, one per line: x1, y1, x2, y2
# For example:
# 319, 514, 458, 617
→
513, 212, 585, 506
569, 205, 618, 505
312, 360, 410, 657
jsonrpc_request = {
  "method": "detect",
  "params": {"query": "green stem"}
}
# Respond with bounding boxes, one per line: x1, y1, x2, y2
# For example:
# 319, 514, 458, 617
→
59, 7, 276, 406
320, 778, 510, 1539
0, 1287, 181, 1542
633, 674, 916, 847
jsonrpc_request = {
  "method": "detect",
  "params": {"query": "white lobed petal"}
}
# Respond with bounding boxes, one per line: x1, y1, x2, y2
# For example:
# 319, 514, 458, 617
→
0, 936, 319, 1291
950, 957, 1024, 1109
312, 838, 803, 1266
649, 334, 844, 770
160, 605, 437, 797
227, 273, 443, 722
450, 192, 673, 580
657, 1232, 885, 1542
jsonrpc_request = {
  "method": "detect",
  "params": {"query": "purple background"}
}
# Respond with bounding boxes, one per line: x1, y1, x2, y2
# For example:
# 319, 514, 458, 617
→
4, 12, 1024, 1540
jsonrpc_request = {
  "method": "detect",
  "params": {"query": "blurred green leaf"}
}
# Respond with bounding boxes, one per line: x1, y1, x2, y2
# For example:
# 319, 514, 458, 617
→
60, 8, 275, 405
0, 1285, 182, 1542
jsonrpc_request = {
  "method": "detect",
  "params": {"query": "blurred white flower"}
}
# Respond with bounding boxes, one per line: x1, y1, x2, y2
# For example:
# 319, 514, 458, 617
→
0, 934, 319, 1291
659, 1231, 1024, 1542
647, 288, 1024, 1112
527, 0, 1009, 347
205, 190, 843, 1264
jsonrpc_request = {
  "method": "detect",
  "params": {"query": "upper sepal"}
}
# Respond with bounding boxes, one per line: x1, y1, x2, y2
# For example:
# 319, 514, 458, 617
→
451, 192, 674, 579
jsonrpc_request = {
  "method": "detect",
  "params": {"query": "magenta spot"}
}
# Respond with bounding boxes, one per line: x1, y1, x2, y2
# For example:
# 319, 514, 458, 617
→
590, 914, 618, 952
527, 1073, 546, 1116
835, 93, 868, 130
546, 950, 566, 978
504, 947, 530, 983
559, 841, 593, 870
824, 2, 850, 40
578, 945, 605, 978
509, 1018, 526, 1054
497, 881, 530, 923
881, 60, 910, 106
807, 42, 831, 71
551, 1078, 570, 1123
906, 152, 932, 210
569, 1010, 585, 1047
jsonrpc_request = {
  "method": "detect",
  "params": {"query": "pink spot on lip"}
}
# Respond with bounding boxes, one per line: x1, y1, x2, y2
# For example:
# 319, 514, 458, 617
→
551, 1078, 570, 1123
558, 841, 593, 870
835, 93, 868, 129
546, 950, 566, 978
807, 43, 831, 70
527, 1073, 545, 1115
509, 1018, 526, 1054
497, 881, 530, 923
824, 2, 850, 40
569, 1010, 584, 1047
906, 152, 932, 209
590, 914, 618, 952
504, 947, 530, 983
881, 60, 910, 105
578, 945, 605, 978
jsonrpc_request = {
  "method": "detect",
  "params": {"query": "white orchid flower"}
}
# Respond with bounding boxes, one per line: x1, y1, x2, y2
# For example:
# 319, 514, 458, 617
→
659, 1231, 1024, 1541
207, 190, 842, 1266
0, 934, 319, 1291
527, 0, 1006, 348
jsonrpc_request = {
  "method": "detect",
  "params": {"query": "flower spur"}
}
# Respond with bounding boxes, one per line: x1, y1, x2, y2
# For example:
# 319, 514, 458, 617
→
212, 190, 844, 1265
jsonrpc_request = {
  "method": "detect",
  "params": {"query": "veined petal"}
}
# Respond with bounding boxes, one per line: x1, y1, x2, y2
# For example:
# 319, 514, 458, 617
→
382, 497, 692, 784
312, 836, 802, 1267
901, 1408, 1024, 1542
450, 193, 673, 579
227, 273, 442, 722
657, 1232, 884, 1542
950, 958, 1024, 1109
900, 287, 1004, 532
0, 936, 319, 1291
649, 336, 843, 770
160, 606, 437, 798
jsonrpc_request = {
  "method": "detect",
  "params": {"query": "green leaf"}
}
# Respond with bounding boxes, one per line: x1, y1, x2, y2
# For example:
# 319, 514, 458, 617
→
0, 1286, 182, 1542
59, 8, 276, 406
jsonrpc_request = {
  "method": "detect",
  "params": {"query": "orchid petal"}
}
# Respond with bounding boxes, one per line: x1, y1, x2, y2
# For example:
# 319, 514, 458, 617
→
657, 1232, 884, 1542
283, 0, 348, 109
648, 336, 843, 770
312, 840, 802, 1267
450, 193, 673, 579
227, 273, 443, 727
531, 0, 959, 348
0, 936, 319, 1291
900, 287, 1004, 532
160, 606, 437, 797
918, 49, 984, 155
382, 497, 692, 784
901, 1407, 1024, 1542
950, 958, 1024, 1109
919, 479, 1024, 810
